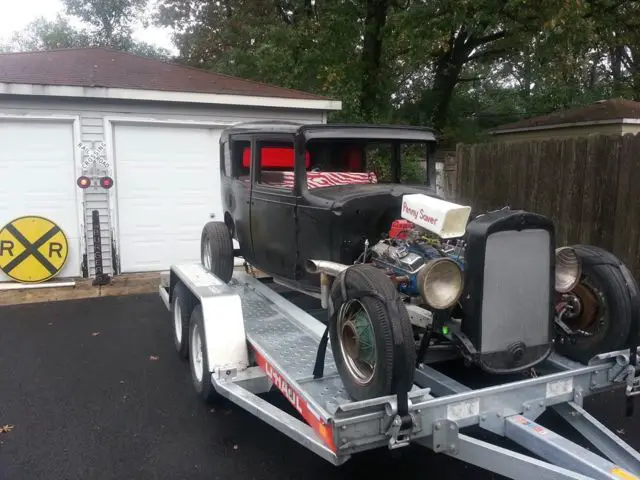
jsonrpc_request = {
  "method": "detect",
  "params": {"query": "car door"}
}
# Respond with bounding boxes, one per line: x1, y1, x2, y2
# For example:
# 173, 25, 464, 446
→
249, 134, 298, 279
221, 134, 255, 264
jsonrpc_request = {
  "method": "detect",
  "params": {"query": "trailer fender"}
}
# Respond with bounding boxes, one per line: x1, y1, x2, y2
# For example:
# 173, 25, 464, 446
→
170, 264, 250, 376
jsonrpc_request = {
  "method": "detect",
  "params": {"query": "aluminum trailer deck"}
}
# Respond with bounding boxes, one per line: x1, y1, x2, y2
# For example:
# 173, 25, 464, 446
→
159, 263, 640, 480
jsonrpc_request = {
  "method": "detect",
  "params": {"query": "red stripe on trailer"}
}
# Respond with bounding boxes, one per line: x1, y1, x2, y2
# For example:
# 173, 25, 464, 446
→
253, 349, 337, 452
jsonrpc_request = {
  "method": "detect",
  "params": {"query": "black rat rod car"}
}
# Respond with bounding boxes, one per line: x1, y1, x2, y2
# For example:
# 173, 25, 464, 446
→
199, 121, 640, 402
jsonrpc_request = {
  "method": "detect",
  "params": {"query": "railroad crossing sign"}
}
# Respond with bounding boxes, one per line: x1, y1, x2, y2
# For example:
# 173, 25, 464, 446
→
0, 216, 69, 283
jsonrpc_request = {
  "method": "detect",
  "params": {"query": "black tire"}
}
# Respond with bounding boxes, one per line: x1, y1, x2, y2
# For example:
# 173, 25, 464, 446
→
201, 221, 234, 283
328, 264, 415, 401
555, 245, 636, 363
171, 282, 197, 360
188, 305, 220, 404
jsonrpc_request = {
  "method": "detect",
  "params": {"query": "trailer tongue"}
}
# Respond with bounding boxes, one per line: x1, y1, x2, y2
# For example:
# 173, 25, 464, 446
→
160, 263, 640, 479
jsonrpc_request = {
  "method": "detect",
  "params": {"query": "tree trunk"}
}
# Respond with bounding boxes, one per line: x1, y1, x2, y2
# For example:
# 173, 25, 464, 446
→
360, 0, 391, 122
428, 30, 470, 130
611, 45, 625, 96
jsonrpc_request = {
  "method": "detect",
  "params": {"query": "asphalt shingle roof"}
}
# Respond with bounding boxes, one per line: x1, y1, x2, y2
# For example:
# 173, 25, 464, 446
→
494, 99, 640, 132
0, 47, 330, 101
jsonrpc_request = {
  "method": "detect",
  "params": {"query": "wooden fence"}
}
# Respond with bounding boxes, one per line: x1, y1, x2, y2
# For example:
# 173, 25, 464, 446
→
454, 133, 640, 278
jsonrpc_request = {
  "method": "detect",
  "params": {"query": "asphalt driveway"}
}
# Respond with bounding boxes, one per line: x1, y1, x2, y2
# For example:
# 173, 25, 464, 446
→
1, 293, 639, 479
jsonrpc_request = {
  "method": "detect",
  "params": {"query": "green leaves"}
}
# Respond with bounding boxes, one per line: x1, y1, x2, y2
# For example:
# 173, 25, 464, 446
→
6, 0, 640, 144
2, 0, 170, 59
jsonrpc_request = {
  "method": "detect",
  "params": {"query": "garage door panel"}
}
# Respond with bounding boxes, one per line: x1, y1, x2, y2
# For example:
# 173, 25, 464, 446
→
0, 120, 81, 281
115, 124, 222, 273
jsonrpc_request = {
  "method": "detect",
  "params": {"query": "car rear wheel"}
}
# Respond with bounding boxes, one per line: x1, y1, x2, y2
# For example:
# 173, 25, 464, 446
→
554, 245, 637, 363
200, 221, 234, 283
329, 264, 416, 401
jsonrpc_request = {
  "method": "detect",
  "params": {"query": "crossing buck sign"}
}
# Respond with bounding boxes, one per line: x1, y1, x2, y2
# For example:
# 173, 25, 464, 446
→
0, 216, 69, 283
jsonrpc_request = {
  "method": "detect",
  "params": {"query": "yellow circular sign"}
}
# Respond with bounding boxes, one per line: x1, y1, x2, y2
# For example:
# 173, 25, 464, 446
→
0, 216, 69, 283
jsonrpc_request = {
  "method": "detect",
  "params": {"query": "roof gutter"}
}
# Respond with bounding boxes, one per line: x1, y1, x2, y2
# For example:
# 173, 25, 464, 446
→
0, 82, 343, 111
489, 118, 640, 135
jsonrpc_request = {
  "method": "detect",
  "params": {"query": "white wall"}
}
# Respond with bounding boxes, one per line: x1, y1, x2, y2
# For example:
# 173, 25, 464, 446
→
0, 95, 326, 277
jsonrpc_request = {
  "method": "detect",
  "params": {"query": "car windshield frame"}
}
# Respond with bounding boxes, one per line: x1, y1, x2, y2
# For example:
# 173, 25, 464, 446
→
294, 126, 438, 191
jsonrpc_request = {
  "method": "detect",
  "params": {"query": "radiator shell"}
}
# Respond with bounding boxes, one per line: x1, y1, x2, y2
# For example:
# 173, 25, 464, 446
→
460, 209, 555, 373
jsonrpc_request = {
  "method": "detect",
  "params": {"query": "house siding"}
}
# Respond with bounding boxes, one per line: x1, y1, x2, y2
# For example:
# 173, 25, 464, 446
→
492, 124, 624, 142
0, 95, 325, 278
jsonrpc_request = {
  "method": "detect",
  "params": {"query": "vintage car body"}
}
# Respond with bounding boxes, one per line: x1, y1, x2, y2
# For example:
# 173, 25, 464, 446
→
220, 121, 440, 291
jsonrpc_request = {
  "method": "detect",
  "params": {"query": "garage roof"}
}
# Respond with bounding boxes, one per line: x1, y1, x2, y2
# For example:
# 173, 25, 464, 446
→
0, 48, 341, 111
492, 98, 640, 134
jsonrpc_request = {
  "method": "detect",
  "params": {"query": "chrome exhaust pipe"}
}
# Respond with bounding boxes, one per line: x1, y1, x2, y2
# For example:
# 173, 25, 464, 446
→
305, 260, 349, 309
305, 259, 349, 277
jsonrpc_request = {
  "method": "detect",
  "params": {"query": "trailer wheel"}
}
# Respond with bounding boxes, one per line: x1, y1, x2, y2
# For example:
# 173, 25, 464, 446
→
171, 282, 197, 360
329, 264, 415, 401
555, 245, 636, 363
188, 304, 219, 403
201, 221, 234, 283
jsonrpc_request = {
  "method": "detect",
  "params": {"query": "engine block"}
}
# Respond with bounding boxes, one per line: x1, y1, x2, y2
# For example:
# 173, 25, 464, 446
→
369, 232, 464, 299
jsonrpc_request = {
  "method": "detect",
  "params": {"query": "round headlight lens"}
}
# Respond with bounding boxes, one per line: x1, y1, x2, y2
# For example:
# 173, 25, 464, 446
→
555, 247, 581, 293
418, 258, 464, 310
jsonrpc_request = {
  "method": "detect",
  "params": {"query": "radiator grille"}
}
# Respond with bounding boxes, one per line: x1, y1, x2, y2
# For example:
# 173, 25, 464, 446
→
480, 229, 551, 352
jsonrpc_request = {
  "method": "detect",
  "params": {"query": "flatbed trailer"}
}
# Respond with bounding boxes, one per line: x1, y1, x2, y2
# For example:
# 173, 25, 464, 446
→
159, 263, 640, 480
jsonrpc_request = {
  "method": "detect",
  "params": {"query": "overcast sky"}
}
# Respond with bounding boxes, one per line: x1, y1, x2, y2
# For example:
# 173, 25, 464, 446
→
0, 0, 176, 52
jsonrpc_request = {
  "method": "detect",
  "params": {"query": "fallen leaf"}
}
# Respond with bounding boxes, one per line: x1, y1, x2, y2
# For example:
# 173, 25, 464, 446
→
91, 332, 100, 337
0, 425, 14, 434
149, 355, 159, 361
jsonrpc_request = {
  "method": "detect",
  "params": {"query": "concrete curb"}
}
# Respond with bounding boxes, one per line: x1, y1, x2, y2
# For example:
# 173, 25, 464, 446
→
0, 273, 160, 306
0, 265, 270, 307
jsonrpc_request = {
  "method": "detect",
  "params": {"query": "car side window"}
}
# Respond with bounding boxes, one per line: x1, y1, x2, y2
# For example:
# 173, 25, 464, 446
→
221, 140, 231, 176
254, 140, 298, 192
230, 139, 251, 180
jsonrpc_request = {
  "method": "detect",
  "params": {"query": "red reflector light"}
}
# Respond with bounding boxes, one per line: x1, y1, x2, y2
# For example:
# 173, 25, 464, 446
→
100, 176, 114, 189
77, 176, 91, 188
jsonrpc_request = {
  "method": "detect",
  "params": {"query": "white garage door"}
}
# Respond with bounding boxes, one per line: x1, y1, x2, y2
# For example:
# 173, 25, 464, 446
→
114, 124, 225, 273
0, 119, 81, 281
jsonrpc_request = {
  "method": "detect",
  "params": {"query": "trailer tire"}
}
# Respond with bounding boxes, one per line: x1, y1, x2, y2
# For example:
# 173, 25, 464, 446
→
188, 304, 219, 404
171, 282, 197, 360
201, 221, 234, 283
329, 264, 415, 401
555, 245, 635, 364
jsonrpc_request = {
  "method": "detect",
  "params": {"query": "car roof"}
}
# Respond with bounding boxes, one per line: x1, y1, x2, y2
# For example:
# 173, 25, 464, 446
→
220, 121, 304, 140
220, 122, 438, 142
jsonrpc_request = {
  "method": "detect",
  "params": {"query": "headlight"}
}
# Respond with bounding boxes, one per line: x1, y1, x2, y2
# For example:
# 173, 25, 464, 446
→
417, 257, 464, 310
555, 247, 581, 293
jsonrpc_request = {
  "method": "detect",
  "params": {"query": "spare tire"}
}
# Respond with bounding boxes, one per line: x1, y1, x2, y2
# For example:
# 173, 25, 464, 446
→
200, 221, 234, 283
328, 264, 416, 401
555, 245, 637, 363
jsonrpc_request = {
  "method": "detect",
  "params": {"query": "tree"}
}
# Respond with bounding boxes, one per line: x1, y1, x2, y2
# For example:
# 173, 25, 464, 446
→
155, 0, 640, 142
157, 0, 369, 119
62, 0, 147, 49
1, 0, 171, 59
6, 15, 91, 51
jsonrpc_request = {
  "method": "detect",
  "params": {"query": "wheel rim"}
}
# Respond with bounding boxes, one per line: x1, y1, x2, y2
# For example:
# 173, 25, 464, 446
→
203, 241, 212, 271
174, 299, 183, 344
558, 277, 609, 341
337, 299, 376, 385
191, 324, 204, 382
